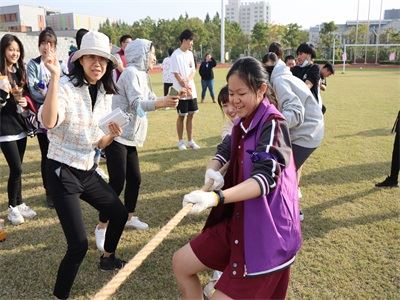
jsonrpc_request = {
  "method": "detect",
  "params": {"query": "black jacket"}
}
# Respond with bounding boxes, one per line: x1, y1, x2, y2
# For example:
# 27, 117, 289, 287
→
199, 58, 217, 80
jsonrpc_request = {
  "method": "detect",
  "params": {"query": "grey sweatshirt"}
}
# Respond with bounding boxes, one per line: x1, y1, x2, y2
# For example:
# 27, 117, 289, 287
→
270, 60, 324, 148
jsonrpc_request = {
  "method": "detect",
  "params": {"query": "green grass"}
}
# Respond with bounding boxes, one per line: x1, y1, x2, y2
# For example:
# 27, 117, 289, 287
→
0, 67, 399, 299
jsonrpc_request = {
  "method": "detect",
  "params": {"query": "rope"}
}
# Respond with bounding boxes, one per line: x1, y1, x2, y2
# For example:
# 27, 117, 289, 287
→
93, 163, 229, 300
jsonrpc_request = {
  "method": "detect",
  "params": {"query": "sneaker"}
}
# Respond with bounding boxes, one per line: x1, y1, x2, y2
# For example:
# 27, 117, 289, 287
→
178, 140, 187, 150
17, 203, 37, 219
95, 225, 106, 252
99, 253, 126, 271
125, 216, 149, 230
8, 206, 24, 226
375, 176, 399, 188
187, 140, 200, 150
95, 166, 109, 181
299, 210, 304, 222
298, 188, 302, 199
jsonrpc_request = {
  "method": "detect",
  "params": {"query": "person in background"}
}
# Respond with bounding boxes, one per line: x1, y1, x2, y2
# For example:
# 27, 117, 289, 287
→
114, 34, 133, 82
375, 111, 399, 188
284, 55, 296, 69
39, 31, 128, 299
318, 62, 335, 114
27, 26, 58, 208
170, 29, 200, 150
173, 57, 301, 299
199, 53, 217, 103
67, 28, 89, 73
0, 34, 37, 225
162, 47, 175, 96
94, 39, 180, 251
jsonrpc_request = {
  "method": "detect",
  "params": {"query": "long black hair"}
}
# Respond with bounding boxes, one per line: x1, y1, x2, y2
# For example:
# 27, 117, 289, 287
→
0, 34, 26, 87
227, 57, 278, 108
68, 59, 118, 94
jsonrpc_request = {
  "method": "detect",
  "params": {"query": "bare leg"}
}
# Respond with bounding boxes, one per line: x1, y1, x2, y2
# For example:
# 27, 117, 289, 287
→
177, 115, 185, 141
186, 114, 194, 141
173, 243, 207, 299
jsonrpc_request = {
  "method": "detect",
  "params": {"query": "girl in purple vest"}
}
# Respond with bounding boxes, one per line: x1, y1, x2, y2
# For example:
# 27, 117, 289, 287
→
173, 57, 302, 299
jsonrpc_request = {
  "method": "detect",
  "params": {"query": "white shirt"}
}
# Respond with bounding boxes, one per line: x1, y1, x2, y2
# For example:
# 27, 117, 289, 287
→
38, 77, 112, 170
170, 48, 197, 99
161, 56, 173, 84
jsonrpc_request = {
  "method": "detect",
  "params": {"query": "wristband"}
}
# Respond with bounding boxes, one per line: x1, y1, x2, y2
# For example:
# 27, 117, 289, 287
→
213, 189, 225, 205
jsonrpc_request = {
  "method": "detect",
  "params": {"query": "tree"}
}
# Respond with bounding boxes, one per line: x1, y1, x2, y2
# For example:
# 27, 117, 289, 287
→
319, 21, 338, 59
251, 22, 269, 58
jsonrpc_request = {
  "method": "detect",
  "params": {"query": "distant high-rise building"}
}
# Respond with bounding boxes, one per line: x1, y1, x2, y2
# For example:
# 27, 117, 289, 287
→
226, 0, 271, 33
384, 9, 400, 20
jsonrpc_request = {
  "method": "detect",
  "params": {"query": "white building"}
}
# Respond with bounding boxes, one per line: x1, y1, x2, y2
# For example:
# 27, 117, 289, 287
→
0, 4, 47, 32
46, 13, 109, 31
226, 0, 271, 34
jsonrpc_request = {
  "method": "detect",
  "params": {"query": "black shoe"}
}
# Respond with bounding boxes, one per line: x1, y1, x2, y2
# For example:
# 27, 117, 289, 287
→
375, 176, 399, 188
99, 254, 126, 271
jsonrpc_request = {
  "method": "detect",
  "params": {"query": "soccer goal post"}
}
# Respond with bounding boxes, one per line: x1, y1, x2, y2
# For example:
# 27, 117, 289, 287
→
342, 43, 400, 73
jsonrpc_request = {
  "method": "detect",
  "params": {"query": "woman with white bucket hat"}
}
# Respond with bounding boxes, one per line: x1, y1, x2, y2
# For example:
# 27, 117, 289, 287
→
38, 31, 128, 299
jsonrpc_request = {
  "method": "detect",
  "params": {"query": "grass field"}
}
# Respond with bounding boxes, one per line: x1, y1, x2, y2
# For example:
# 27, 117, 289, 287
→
0, 67, 399, 299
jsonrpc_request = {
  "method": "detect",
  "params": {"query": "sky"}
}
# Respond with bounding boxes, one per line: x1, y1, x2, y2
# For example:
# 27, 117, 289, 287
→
2, 0, 400, 29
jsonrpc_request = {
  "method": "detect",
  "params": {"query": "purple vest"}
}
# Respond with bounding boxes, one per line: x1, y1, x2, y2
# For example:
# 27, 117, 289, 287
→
234, 100, 302, 274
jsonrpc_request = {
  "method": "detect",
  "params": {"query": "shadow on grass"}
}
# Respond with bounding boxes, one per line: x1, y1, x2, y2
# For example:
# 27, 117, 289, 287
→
302, 188, 398, 240
336, 128, 392, 139
302, 161, 391, 186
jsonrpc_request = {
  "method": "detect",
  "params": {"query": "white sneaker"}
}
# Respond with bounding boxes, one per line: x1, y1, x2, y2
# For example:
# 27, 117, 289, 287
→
95, 225, 106, 252
17, 203, 37, 219
177, 140, 187, 150
95, 166, 109, 181
8, 206, 24, 226
188, 140, 200, 150
299, 210, 304, 222
125, 216, 149, 230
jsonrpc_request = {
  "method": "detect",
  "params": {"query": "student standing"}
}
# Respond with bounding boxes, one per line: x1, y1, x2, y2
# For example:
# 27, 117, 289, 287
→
27, 27, 58, 207
173, 57, 301, 299
114, 34, 133, 82
94, 38, 180, 251
199, 53, 217, 103
0, 34, 37, 225
38, 31, 128, 299
162, 47, 175, 96
170, 29, 200, 150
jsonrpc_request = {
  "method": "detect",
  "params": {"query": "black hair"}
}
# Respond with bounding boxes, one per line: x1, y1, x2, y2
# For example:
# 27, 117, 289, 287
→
296, 42, 316, 59
0, 34, 26, 87
68, 60, 117, 94
217, 85, 229, 108
323, 62, 335, 74
262, 52, 278, 66
119, 34, 133, 45
38, 27, 57, 47
284, 55, 295, 63
268, 42, 283, 59
179, 29, 194, 43
227, 57, 278, 108
76, 28, 89, 49
167, 47, 174, 56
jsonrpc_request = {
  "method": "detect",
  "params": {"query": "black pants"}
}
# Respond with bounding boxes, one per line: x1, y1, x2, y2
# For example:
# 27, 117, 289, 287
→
100, 141, 141, 223
163, 82, 173, 96
37, 132, 49, 193
46, 159, 128, 299
291, 144, 317, 170
390, 131, 399, 181
0, 137, 26, 207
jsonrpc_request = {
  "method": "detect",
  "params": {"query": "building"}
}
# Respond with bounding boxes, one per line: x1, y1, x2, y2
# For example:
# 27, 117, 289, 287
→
226, 0, 271, 34
0, 4, 48, 32
46, 13, 109, 31
384, 9, 400, 20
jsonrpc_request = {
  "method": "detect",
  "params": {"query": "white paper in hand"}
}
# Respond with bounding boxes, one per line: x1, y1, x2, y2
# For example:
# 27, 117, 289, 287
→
99, 108, 130, 134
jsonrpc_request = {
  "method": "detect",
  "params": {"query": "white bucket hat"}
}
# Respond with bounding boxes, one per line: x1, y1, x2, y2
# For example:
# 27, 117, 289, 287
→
71, 31, 118, 68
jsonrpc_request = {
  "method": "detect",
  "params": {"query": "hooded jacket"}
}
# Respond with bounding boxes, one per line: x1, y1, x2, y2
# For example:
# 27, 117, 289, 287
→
112, 39, 157, 147
270, 59, 324, 148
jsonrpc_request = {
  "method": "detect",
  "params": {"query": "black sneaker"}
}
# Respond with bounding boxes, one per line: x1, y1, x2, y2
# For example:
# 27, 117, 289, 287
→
375, 176, 399, 188
99, 254, 126, 271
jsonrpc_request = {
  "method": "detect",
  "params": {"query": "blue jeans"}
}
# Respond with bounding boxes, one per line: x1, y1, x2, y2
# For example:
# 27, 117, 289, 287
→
201, 79, 215, 102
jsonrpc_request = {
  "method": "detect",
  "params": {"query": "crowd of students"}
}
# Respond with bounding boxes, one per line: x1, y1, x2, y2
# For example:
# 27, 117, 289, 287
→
0, 26, 397, 299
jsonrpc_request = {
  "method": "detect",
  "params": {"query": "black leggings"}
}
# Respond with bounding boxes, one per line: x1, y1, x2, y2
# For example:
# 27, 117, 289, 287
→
46, 159, 128, 299
390, 131, 399, 181
37, 132, 49, 193
100, 141, 141, 223
0, 137, 27, 207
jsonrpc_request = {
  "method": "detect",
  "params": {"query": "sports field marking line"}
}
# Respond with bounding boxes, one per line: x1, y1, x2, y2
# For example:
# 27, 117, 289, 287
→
93, 163, 228, 300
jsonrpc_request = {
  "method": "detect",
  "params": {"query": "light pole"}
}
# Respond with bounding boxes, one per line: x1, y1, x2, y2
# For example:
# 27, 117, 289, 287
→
220, 0, 225, 63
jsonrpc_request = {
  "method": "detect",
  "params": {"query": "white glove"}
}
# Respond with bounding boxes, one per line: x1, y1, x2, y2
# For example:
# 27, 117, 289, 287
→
204, 169, 224, 190
182, 190, 219, 214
